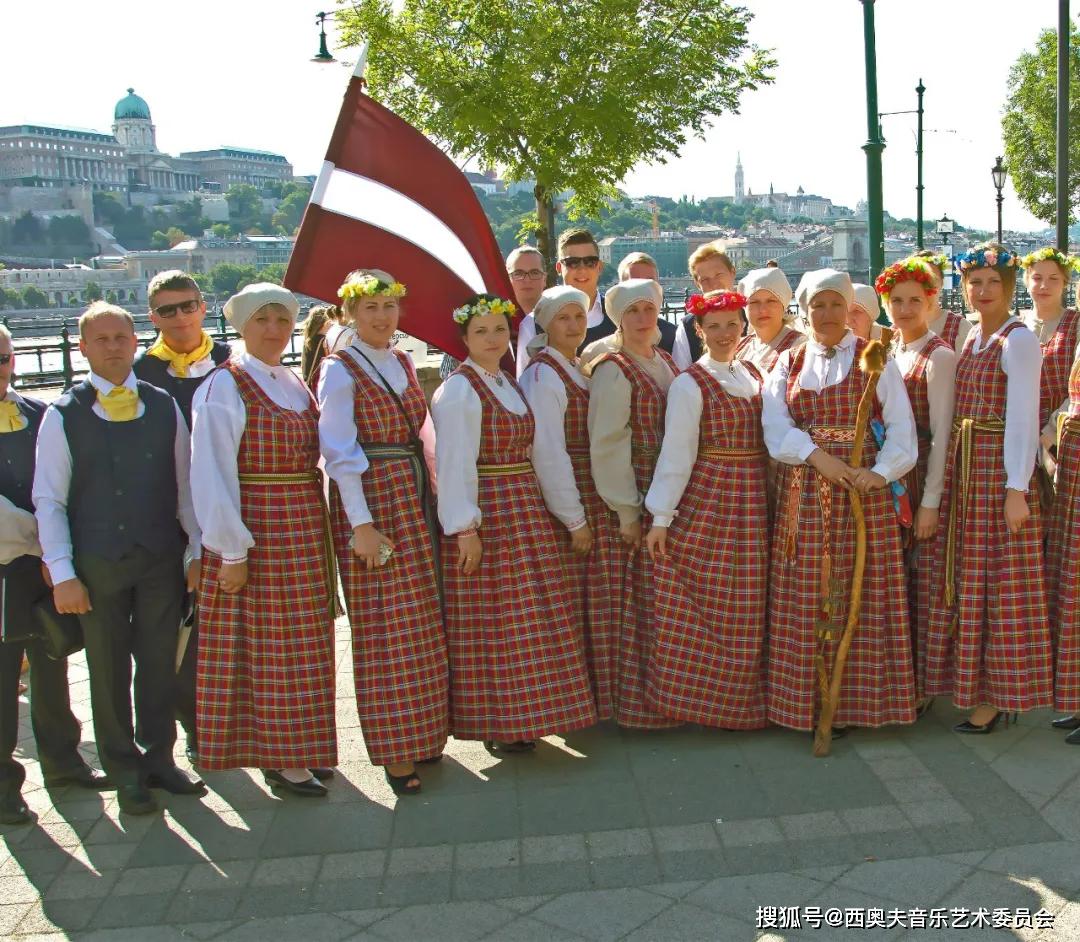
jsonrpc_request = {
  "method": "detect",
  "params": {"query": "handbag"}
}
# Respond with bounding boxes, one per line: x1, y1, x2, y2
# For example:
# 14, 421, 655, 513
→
32, 595, 84, 660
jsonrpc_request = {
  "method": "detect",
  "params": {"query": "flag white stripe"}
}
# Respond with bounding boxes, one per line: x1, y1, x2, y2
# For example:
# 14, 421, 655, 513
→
313, 165, 486, 293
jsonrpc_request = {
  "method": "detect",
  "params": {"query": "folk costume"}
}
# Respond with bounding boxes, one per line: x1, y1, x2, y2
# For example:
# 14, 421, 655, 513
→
929, 309, 973, 354
762, 269, 918, 731
925, 250, 1054, 715
34, 371, 198, 790
735, 268, 806, 374
1, 390, 98, 821
645, 292, 768, 728
1022, 301, 1080, 452
520, 287, 619, 718
588, 279, 680, 729
191, 286, 337, 773
432, 304, 596, 744
318, 336, 449, 767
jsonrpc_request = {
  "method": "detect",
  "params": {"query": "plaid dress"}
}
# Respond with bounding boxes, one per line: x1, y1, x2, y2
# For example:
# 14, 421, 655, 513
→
925, 323, 1054, 710
328, 350, 449, 765
441, 367, 597, 741
594, 350, 681, 729
736, 327, 804, 374
197, 361, 337, 771
898, 334, 951, 699
938, 312, 965, 350
767, 342, 916, 730
647, 363, 769, 728
528, 351, 619, 719
1037, 308, 1080, 428
1044, 357, 1080, 711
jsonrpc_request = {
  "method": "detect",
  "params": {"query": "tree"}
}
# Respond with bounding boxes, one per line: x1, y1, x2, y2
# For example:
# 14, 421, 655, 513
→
210, 222, 235, 239
338, 0, 774, 269
93, 191, 127, 227
226, 184, 264, 232
271, 185, 312, 234
1002, 24, 1080, 225
208, 263, 260, 297
105, 290, 118, 304
11, 211, 44, 245
83, 281, 103, 303
21, 286, 49, 308
0, 288, 22, 310
257, 263, 287, 285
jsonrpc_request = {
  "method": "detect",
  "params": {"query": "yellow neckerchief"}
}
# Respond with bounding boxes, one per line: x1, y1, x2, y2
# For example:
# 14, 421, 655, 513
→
145, 330, 214, 378
96, 385, 140, 422
0, 398, 26, 433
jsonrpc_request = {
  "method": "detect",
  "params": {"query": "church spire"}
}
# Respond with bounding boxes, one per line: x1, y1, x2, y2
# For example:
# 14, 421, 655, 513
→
734, 152, 745, 205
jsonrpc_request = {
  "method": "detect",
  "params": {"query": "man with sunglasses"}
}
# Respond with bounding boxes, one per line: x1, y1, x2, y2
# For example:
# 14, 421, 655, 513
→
133, 271, 229, 767
557, 229, 617, 354
0, 328, 109, 824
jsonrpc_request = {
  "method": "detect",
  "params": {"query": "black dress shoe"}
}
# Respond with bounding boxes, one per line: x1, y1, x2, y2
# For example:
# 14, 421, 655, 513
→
309, 767, 335, 781
1066, 727, 1080, 745
0, 792, 32, 826
262, 769, 328, 797
44, 767, 113, 790
1051, 715, 1080, 730
953, 711, 1015, 735
117, 785, 158, 815
146, 766, 206, 795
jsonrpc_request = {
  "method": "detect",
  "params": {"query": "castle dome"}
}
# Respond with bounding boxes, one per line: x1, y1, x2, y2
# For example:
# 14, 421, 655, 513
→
115, 88, 151, 120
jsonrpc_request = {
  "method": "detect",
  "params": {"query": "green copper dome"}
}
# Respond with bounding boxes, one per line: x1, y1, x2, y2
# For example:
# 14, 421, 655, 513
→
114, 88, 151, 120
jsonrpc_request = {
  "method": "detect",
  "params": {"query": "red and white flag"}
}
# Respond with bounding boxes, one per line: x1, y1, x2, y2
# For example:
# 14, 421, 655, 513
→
285, 55, 515, 361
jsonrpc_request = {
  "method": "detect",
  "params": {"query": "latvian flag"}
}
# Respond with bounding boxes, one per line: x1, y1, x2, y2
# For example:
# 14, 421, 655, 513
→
285, 57, 515, 362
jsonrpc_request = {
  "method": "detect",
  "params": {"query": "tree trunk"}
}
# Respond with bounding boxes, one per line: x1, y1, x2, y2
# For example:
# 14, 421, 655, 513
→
534, 184, 557, 287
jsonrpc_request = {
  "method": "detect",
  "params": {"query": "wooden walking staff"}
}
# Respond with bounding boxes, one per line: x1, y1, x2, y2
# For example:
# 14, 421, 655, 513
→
813, 333, 891, 757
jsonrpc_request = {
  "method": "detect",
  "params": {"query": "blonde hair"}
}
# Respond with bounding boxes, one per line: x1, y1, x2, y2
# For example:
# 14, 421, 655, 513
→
339, 269, 398, 319
617, 252, 659, 281
0, 323, 11, 346
689, 241, 736, 278
79, 301, 134, 339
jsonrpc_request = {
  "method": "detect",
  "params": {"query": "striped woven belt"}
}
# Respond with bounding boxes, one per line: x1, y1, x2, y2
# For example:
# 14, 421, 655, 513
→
237, 470, 321, 485
633, 446, 660, 460
806, 425, 872, 445
476, 461, 533, 478
943, 416, 1006, 611
1058, 412, 1080, 449
698, 446, 767, 461
363, 443, 419, 461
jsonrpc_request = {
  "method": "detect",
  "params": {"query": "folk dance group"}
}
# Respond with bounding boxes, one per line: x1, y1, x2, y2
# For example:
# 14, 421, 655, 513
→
3, 230, 1080, 825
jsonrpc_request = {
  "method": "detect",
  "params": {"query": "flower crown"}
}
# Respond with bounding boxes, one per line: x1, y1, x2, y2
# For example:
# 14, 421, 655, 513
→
874, 259, 939, 299
451, 296, 517, 325
953, 247, 1018, 273
1020, 246, 1080, 273
918, 253, 949, 272
338, 276, 407, 302
685, 291, 748, 317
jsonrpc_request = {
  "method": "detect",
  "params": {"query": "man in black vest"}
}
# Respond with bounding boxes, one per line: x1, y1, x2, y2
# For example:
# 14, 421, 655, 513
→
133, 270, 229, 763
671, 242, 738, 369
555, 228, 617, 353
0, 328, 108, 824
34, 303, 204, 815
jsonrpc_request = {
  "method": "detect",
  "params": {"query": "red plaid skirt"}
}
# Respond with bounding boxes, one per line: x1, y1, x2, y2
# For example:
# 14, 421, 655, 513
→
1048, 419, 1080, 710
442, 367, 596, 740
925, 324, 1053, 709
197, 363, 337, 771
647, 366, 768, 728
767, 343, 915, 731
328, 351, 448, 765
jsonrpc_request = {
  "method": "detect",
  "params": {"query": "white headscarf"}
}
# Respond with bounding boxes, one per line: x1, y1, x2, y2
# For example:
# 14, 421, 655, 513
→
604, 279, 663, 328
795, 268, 854, 315
738, 267, 793, 308
527, 285, 590, 356
223, 283, 299, 332
851, 283, 880, 318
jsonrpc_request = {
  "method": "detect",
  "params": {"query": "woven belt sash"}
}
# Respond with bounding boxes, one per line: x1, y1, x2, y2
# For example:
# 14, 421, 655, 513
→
807, 425, 873, 445
476, 461, 533, 478
237, 468, 336, 619
698, 446, 767, 461
1058, 412, 1080, 450
943, 417, 1006, 610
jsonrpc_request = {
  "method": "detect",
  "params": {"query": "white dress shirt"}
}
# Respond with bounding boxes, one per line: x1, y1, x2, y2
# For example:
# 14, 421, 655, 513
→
190, 352, 313, 562
671, 318, 694, 371
33, 371, 199, 584
519, 347, 588, 531
515, 313, 537, 378
646, 355, 760, 527
431, 359, 529, 535
893, 332, 957, 509
964, 317, 1042, 492
317, 339, 436, 529
928, 308, 973, 354
762, 329, 918, 484
0, 390, 41, 564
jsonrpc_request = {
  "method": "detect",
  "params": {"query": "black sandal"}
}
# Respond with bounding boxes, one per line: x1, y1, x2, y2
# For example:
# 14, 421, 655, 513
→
385, 768, 422, 795
484, 740, 537, 754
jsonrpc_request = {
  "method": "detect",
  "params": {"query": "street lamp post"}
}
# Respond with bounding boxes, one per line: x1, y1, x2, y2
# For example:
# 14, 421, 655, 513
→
312, 11, 336, 64
879, 80, 927, 250
937, 213, 954, 290
991, 156, 1007, 244
860, 0, 886, 282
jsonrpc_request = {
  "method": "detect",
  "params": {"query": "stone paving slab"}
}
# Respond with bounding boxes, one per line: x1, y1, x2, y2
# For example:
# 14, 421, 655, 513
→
2, 617, 1078, 940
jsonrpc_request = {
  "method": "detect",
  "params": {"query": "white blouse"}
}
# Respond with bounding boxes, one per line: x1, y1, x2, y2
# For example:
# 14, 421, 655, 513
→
963, 317, 1042, 492
762, 329, 918, 484
317, 340, 436, 530
190, 352, 315, 562
0, 390, 39, 565
892, 332, 957, 509
515, 313, 537, 378
646, 356, 760, 528
738, 325, 806, 374
519, 346, 588, 531
431, 359, 529, 536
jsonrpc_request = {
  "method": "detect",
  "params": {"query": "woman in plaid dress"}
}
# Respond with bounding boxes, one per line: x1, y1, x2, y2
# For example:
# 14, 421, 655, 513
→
588, 279, 680, 729
520, 286, 620, 719
318, 270, 448, 795
875, 260, 956, 712
644, 290, 768, 728
925, 244, 1054, 733
911, 251, 974, 354
432, 294, 597, 753
734, 266, 805, 373
762, 269, 918, 734
191, 284, 337, 797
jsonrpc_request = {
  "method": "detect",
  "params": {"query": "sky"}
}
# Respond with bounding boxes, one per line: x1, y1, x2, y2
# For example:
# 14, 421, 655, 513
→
2, 1, 1069, 234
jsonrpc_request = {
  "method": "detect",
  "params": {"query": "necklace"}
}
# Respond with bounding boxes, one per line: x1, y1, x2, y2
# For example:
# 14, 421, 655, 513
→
478, 365, 504, 387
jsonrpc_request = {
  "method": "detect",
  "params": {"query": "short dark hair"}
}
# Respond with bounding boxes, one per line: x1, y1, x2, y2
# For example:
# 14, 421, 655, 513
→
557, 227, 599, 257
147, 270, 201, 307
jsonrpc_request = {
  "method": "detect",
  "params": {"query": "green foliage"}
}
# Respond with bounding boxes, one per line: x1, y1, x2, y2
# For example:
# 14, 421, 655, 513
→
0, 288, 23, 310
105, 290, 118, 304
208, 263, 261, 297
257, 263, 287, 285
21, 286, 49, 308
337, 0, 774, 260
83, 281, 103, 303
226, 184, 264, 232
12, 212, 44, 245
93, 191, 127, 227
210, 223, 234, 239
1002, 25, 1080, 225
271, 187, 310, 234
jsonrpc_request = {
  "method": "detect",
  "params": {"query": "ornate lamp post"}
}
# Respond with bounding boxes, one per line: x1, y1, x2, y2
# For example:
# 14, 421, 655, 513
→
312, 11, 336, 64
991, 156, 1007, 244
937, 213, 954, 290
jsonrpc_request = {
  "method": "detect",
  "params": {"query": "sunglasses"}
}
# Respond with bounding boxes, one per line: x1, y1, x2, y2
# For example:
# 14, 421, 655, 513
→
153, 298, 201, 318
559, 256, 600, 270
0, 354, 11, 366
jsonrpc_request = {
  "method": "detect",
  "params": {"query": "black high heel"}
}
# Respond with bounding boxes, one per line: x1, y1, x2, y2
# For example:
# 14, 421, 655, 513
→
1051, 715, 1080, 730
385, 768, 422, 795
952, 711, 1017, 735
483, 740, 537, 754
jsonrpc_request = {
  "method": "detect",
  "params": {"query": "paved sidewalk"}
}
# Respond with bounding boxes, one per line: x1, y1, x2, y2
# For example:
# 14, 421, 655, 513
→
2, 617, 1079, 941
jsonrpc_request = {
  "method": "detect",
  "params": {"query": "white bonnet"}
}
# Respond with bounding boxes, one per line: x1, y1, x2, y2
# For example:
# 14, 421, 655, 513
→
795, 269, 854, 314
223, 283, 299, 332
604, 278, 663, 328
738, 267, 793, 308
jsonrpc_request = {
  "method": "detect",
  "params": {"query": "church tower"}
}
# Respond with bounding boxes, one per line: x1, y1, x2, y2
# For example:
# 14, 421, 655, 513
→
112, 88, 157, 154
734, 152, 745, 204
